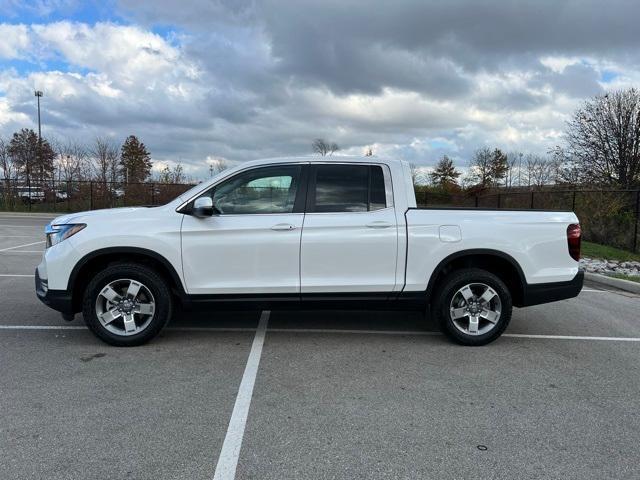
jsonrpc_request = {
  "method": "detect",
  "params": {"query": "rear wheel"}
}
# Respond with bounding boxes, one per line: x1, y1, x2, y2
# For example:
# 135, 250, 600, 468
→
434, 268, 512, 346
82, 263, 172, 346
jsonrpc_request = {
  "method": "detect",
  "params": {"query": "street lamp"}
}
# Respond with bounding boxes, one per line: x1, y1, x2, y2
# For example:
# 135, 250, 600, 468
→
30, 90, 44, 207
34, 90, 43, 140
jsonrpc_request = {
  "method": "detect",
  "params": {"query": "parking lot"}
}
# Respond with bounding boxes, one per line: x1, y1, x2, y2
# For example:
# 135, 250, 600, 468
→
1, 213, 639, 480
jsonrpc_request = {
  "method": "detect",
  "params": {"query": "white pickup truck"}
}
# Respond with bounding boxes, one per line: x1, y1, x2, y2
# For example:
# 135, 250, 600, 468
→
36, 156, 583, 346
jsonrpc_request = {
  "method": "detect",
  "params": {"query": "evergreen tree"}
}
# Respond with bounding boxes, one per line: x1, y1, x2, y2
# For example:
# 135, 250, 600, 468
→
8, 128, 55, 182
489, 148, 509, 187
429, 155, 460, 190
469, 147, 509, 187
120, 135, 152, 183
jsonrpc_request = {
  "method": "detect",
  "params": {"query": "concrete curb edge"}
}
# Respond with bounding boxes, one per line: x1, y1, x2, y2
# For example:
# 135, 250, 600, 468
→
584, 272, 640, 294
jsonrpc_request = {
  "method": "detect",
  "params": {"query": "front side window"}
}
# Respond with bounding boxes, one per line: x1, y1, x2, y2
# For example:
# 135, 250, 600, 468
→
310, 164, 388, 213
204, 165, 302, 214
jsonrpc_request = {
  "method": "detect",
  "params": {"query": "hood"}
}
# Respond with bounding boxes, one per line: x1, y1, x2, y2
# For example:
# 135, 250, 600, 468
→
50, 207, 153, 225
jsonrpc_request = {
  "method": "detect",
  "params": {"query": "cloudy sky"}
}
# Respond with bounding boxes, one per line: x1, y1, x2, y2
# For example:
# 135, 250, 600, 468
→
0, 0, 639, 179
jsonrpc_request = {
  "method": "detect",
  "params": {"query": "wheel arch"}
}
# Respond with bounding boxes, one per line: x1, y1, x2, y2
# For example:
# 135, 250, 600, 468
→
426, 249, 526, 307
68, 247, 186, 313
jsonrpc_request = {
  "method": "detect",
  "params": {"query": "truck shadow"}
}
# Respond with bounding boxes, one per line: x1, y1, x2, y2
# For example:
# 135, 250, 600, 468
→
168, 308, 438, 334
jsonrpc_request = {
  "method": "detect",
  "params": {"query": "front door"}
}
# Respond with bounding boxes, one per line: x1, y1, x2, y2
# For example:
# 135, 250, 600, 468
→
181, 163, 306, 294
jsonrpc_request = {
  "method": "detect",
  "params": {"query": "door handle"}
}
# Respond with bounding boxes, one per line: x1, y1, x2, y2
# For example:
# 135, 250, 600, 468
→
271, 223, 297, 231
366, 221, 393, 229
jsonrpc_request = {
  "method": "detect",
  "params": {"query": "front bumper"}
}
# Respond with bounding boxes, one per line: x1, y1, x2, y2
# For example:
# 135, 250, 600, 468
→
35, 268, 74, 314
520, 270, 584, 307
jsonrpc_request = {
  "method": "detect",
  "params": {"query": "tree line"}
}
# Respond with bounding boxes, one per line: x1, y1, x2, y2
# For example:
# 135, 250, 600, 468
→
0, 131, 188, 186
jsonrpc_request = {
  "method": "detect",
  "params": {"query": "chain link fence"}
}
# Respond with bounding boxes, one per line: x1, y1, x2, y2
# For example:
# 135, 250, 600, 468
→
2, 178, 639, 253
0, 178, 196, 214
416, 189, 640, 253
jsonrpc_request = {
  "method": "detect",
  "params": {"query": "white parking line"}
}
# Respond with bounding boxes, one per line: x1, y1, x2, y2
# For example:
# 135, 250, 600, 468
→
0, 325, 257, 331
0, 274, 35, 277
0, 224, 44, 227
502, 333, 640, 342
0, 250, 43, 254
0, 215, 55, 219
0, 241, 45, 252
212, 310, 269, 480
0, 325, 85, 330
1, 323, 639, 343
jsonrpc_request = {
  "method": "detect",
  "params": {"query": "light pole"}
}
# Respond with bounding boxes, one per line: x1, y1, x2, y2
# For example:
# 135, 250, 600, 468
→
32, 90, 44, 208
35, 90, 43, 140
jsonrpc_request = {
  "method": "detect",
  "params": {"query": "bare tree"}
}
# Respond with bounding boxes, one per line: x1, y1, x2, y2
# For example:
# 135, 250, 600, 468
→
504, 151, 522, 189
525, 154, 558, 188
0, 137, 16, 207
409, 163, 420, 185
90, 137, 120, 184
312, 138, 339, 156
468, 147, 493, 187
551, 146, 586, 186
53, 139, 88, 183
157, 162, 187, 183
566, 88, 640, 188
208, 157, 228, 177
0, 137, 16, 181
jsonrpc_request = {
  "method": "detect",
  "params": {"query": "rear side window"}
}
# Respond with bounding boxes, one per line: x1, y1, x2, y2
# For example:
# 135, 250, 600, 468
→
309, 164, 388, 213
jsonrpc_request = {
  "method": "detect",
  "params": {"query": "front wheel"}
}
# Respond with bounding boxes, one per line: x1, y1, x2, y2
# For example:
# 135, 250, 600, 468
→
434, 268, 512, 346
82, 263, 173, 346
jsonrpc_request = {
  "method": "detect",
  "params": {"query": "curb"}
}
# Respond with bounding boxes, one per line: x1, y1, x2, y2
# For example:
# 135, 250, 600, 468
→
584, 272, 640, 294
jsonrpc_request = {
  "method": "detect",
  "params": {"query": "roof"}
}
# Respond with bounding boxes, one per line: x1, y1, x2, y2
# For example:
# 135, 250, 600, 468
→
239, 155, 404, 168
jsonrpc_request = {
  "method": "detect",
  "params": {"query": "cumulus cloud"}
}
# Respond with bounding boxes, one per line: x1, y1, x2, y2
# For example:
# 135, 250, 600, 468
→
0, 24, 30, 59
0, 0, 639, 178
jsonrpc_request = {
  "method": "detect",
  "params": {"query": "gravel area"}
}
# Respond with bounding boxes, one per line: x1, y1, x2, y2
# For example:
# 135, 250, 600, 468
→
580, 257, 640, 277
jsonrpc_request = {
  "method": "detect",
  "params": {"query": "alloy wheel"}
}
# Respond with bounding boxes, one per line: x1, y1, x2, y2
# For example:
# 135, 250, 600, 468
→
449, 282, 502, 336
95, 278, 156, 336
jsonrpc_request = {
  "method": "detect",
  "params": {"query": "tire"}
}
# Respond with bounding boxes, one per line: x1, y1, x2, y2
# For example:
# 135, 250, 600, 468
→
82, 263, 173, 347
434, 268, 512, 346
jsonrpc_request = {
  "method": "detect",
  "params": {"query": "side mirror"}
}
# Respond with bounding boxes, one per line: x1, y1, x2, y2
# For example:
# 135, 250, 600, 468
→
193, 196, 214, 217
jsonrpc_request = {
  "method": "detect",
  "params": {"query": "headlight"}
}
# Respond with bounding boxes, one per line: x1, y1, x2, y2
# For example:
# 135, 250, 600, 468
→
45, 223, 86, 248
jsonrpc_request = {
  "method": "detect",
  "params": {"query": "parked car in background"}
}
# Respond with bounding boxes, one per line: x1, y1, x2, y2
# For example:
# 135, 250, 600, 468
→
16, 186, 46, 203
55, 190, 69, 202
36, 156, 583, 347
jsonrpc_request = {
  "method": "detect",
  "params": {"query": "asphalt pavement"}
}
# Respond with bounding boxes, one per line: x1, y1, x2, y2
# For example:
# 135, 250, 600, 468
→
1, 213, 639, 480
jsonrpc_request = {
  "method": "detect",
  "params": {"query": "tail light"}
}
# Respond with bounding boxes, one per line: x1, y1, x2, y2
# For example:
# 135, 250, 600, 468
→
567, 224, 581, 261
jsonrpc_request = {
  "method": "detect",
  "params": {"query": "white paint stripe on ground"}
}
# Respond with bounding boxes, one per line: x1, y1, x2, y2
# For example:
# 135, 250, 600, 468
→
0, 215, 55, 219
0, 224, 43, 228
1, 323, 639, 343
0, 274, 35, 277
502, 333, 640, 342
0, 240, 45, 252
0, 325, 86, 330
0, 250, 42, 254
0, 325, 256, 331
212, 310, 269, 480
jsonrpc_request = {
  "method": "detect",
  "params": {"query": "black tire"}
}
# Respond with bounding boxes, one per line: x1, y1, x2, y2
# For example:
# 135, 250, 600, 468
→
82, 263, 172, 347
434, 268, 512, 346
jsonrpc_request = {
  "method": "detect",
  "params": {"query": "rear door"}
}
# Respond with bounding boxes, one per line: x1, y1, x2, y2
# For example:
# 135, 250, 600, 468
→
300, 163, 398, 293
